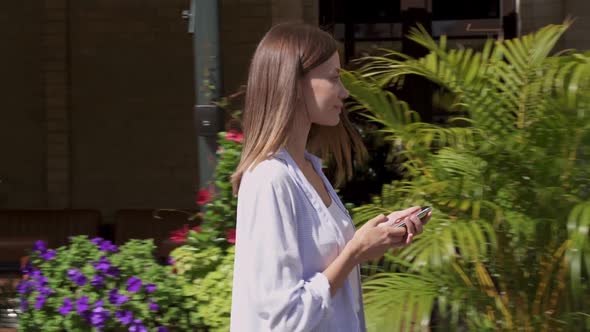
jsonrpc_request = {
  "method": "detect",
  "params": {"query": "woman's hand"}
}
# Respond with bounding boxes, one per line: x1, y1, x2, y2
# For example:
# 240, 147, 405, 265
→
385, 206, 432, 247
347, 207, 432, 264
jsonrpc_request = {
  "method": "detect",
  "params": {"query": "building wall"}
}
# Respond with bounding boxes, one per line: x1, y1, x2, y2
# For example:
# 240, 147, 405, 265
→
1, 0, 587, 216
220, 0, 272, 95
68, 0, 197, 219
219, 0, 318, 95
521, 0, 590, 51
563, 0, 590, 51
0, 1, 46, 208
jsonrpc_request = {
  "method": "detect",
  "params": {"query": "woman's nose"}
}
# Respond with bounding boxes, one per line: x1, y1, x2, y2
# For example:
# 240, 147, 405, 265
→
339, 85, 349, 100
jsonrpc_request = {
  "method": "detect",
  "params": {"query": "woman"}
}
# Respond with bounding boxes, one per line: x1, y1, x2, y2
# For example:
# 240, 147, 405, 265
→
230, 22, 431, 331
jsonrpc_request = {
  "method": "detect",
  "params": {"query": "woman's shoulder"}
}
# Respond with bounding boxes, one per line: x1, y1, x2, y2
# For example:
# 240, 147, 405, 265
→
240, 157, 294, 192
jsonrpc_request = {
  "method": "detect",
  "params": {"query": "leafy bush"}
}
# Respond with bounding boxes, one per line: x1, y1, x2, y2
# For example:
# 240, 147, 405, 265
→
169, 130, 241, 252
168, 130, 241, 330
345, 23, 590, 331
17, 237, 196, 331
191, 246, 235, 331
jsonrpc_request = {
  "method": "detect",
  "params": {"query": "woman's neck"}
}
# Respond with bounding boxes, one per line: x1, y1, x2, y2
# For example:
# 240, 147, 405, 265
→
285, 111, 311, 168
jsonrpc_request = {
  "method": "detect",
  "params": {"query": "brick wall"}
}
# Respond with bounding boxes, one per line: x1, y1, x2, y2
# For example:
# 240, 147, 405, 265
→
68, 1, 197, 220
44, 0, 71, 208
219, 0, 319, 95
520, 0, 590, 51
303, 0, 319, 25
0, 1, 46, 208
564, 0, 590, 51
219, 0, 272, 95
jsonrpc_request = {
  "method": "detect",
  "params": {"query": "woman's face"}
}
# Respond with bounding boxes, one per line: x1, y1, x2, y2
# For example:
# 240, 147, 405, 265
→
300, 52, 349, 126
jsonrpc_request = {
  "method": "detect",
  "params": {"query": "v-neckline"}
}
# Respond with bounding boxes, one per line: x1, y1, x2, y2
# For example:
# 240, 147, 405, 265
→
300, 159, 333, 208
274, 147, 350, 219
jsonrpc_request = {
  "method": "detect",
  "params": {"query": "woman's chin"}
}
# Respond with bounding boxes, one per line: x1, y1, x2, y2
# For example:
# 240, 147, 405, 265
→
323, 118, 340, 127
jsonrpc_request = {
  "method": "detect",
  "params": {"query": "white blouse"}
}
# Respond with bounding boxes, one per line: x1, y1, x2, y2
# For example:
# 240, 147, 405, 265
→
326, 201, 361, 316
230, 148, 366, 332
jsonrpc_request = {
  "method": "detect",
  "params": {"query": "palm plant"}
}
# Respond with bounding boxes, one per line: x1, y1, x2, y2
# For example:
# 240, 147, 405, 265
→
343, 22, 590, 331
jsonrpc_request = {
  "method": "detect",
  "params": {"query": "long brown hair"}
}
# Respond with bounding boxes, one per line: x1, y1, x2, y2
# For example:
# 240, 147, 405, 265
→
231, 22, 367, 193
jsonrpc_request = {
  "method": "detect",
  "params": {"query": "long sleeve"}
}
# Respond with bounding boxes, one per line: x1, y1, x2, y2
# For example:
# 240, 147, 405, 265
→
231, 163, 333, 331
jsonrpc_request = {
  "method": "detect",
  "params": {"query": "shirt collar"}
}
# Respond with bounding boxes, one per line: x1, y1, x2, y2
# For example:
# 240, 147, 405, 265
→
274, 147, 323, 169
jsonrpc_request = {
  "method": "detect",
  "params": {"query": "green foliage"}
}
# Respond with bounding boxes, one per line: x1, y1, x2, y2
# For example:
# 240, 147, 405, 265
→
17, 236, 197, 331
168, 130, 241, 330
345, 22, 590, 331
192, 246, 235, 331
182, 131, 242, 252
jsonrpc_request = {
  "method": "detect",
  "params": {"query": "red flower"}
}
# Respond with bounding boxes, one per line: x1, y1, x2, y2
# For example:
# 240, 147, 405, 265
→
196, 189, 212, 206
169, 224, 202, 243
225, 228, 236, 244
225, 130, 243, 143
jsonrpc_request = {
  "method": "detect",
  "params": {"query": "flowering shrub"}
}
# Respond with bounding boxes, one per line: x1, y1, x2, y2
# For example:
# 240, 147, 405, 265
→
17, 236, 197, 331
192, 246, 235, 332
167, 130, 241, 330
168, 130, 241, 250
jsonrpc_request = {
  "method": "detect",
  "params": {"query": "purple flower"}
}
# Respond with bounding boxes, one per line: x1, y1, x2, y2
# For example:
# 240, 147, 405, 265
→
91, 275, 105, 288
21, 261, 33, 275
108, 289, 129, 307
92, 256, 120, 277
106, 266, 120, 277
90, 237, 103, 245
90, 305, 110, 329
16, 281, 32, 294
167, 257, 174, 265
148, 300, 159, 311
145, 283, 157, 293
33, 240, 47, 252
67, 269, 87, 286
40, 249, 57, 261
127, 277, 142, 293
156, 327, 169, 332
115, 310, 133, 325
20, 298, 28, 311
36, 275, 48, 287
34, 294, 46, 309
31, 269, 43, 279
129, 319, 147, 332
91, 237, 118, 253
76, 296, 90, 314
80, 311, 92, 323
38, 286, 54, 296
99, 240, 118, 253
58, 298, 73, 316
93, 256, 111, 274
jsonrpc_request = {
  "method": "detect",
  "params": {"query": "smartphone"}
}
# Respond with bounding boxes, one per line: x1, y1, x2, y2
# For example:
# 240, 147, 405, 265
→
395, 206, 432, 228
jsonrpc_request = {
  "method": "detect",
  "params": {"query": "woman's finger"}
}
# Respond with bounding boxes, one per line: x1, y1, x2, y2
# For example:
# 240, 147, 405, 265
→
420, 211, 432, 225
386, 206, 420, 223
386, 226, 407, 238
404, 233, 414, 245
408, 214, 423, 235
390, 237, 405, 248
404, 216, 416, 237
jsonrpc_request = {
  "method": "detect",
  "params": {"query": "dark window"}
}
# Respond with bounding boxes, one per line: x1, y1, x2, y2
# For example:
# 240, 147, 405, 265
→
432, 0, 500, 20
335, 0, 401, 23
321, 0, 401, 25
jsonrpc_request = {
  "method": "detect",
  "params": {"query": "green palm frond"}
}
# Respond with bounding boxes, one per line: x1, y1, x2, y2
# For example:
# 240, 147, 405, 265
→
345, 21, 590, 331
362, 272, 439, 332
566, 201, 590, 298
342, 70, 482, 155
358, 22, 572, 142
399, 218, 496, 270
